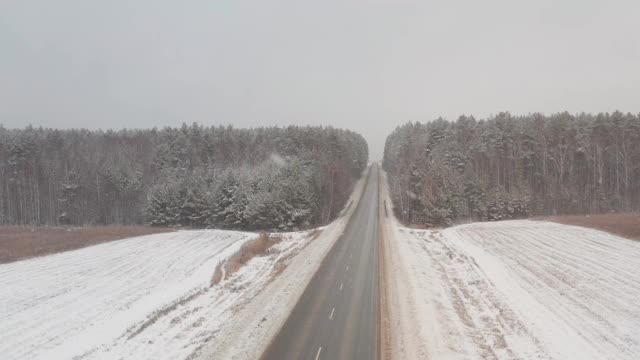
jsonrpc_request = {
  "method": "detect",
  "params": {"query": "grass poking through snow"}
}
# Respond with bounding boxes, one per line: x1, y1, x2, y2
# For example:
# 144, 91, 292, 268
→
211, 232, 283, 285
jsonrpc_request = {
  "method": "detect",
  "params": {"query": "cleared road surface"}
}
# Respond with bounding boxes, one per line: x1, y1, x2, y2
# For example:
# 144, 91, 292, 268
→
261, 165, 380, 360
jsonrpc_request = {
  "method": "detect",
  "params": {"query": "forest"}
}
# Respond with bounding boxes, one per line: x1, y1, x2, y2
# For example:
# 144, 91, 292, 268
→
0, 124, 368, 231
383, 112, 640, 226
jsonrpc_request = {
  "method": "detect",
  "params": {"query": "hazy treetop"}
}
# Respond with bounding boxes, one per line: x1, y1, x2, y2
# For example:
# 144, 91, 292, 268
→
2, 0, 639, 159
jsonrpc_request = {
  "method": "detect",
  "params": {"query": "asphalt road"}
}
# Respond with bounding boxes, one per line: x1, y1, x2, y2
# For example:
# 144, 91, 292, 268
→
261, 165, 380, 360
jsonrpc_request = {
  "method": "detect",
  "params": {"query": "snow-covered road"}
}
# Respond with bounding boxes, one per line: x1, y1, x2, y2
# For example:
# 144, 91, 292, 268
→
385, 220, 640, 360
0, 229, 312, 360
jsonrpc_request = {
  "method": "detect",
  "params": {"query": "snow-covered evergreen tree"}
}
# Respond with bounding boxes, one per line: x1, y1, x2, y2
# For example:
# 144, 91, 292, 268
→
0, 124, 368, 228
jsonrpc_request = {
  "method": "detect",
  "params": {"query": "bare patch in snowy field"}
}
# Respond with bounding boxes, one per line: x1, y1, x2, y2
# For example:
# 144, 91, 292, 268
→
0, 226, 173, 263
308, 227, 323, 240
211, 232, 283, 285
405, 223, 432, 229
535, 213, 640, 241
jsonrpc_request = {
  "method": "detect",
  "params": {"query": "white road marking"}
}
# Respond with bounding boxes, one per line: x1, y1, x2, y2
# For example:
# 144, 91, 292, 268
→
349, 253, 353, 259
346, 265, 349, 271
340, 283, 343, 291
329, 307, 335, 320
315, 346, 322, 360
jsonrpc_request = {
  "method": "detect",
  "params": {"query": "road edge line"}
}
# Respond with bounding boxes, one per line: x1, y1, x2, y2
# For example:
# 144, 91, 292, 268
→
378, 165, 393, 360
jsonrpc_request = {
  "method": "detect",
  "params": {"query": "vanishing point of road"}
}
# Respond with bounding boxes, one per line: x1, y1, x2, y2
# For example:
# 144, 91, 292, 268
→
261, 165, 381, 360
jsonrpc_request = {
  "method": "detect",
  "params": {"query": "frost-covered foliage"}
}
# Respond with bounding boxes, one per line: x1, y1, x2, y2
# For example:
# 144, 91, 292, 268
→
0, 124, 368, 230
145, 161, 321, 231
383, 112, 640, 226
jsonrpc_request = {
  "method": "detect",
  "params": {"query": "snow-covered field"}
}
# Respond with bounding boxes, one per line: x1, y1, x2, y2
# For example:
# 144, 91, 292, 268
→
385, 220, 640, 360
0, 229, 314, 360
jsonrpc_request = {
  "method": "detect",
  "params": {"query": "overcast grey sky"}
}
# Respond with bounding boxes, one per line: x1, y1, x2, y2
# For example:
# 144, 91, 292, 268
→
1, 0, 639, 159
